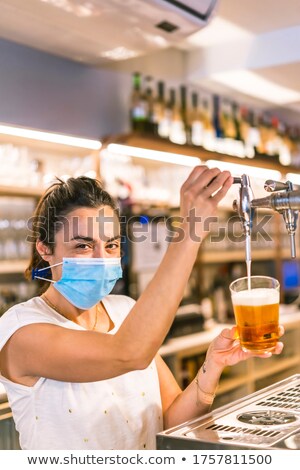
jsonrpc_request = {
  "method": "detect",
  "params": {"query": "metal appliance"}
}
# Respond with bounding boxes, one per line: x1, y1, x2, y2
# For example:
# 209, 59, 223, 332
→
157, 374, 300, 450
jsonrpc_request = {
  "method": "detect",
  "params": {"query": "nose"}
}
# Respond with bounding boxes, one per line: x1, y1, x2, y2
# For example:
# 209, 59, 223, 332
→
93, 241, 108, 258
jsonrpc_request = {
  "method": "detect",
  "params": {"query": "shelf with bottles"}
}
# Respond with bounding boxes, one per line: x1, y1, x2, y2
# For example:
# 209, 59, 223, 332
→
104, 132, 300, 173
128, 72, 300, 168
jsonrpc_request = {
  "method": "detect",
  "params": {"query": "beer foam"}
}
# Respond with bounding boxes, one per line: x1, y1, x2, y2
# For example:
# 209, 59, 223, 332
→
231, 288, 279, 306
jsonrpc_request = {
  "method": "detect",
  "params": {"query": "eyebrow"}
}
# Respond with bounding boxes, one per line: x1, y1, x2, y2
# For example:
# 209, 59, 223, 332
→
71, 235, 121, 243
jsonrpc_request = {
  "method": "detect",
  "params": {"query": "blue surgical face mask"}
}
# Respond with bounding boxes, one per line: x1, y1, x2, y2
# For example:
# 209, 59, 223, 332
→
32, 257, 122, 310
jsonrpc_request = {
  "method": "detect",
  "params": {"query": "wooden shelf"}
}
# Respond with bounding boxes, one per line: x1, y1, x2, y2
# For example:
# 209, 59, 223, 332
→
0, 185, 43, 198
199, 249, 278, 263
103, 133, 300, 174
0, 260, 28, 274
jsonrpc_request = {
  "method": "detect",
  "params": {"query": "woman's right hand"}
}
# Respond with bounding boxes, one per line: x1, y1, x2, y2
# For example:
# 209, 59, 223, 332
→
179, 165, 232, 243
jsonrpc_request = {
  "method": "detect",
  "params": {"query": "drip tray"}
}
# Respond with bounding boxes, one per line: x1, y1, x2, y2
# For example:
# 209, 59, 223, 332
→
157, 375, 300, 450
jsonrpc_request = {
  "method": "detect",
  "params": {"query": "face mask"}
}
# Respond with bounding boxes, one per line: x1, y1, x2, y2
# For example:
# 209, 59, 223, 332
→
32, 258, 122, 309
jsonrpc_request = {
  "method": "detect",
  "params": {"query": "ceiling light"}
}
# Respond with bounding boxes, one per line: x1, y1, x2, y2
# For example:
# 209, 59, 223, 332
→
286, 173, 300, 186
186, 17, 253, 48
106, 144, 200, 167
211, 70, 300, 105
40, 0, 101, 18
101, 47, 139, 61
206, 160, 282, 181
0, 124, 102, 150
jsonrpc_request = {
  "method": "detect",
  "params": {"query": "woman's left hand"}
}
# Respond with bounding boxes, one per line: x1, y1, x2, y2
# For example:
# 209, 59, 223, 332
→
206, 325, 284, 369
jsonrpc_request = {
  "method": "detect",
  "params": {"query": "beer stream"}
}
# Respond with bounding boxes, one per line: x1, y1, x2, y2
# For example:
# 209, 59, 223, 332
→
246, 233, 251, 290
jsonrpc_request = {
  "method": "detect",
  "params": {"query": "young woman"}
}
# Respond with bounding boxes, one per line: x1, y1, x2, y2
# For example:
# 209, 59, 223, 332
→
0, 167, 283, 450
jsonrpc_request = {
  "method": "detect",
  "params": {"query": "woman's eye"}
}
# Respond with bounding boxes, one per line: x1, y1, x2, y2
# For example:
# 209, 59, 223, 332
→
76, 244, 92, 250
106, 242, 120, 250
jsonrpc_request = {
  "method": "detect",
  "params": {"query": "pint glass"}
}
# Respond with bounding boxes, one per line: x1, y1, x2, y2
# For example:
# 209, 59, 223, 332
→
229, 276, 280, 353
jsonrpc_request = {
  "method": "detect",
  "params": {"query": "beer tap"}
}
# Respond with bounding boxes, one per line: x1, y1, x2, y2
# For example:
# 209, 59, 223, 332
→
252, 180, 299, 258
232, 175, 254, 279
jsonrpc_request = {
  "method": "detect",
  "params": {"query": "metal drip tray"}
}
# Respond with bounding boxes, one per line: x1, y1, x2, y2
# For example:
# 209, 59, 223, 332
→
157, 374, 300, 450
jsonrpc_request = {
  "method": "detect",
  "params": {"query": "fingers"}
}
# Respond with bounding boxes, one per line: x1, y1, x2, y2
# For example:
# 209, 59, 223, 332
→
278, 325, 285, 337
220, 326, 237, 340
201, 171, 232, 199
212, 174, 233, 203
180, 165, 209, 193
181, 166, 231, 198
274, 341, 284, 354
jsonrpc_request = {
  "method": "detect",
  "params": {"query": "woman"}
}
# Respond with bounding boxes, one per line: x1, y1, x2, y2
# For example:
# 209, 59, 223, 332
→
0, 166, 283, 450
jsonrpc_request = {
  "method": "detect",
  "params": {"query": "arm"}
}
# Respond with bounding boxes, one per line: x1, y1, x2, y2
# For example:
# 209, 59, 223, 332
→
158, 327, 284, 429
1, 167, 233, 384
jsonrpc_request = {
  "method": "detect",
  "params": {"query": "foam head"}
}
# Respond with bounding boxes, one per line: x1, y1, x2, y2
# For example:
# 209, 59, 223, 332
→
231, 288, 280, 306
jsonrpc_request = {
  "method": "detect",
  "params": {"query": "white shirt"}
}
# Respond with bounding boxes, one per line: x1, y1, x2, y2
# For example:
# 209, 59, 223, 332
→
0, 295, 163, 450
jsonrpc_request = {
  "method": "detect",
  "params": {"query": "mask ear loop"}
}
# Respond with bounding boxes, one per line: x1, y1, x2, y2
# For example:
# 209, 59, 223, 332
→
32, 261, 62, 283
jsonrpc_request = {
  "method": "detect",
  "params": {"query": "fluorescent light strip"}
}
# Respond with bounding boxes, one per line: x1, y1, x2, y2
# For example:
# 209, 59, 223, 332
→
286, 173, 300, 185
107, 144, 200, 167
0, 124, 102, 150
206, 160, 282, 181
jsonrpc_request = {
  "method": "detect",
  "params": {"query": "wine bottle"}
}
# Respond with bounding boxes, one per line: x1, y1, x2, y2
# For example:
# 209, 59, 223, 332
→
152, 81, 165, 136
169, 88, 187, 145
129, 72, 147, 132
158, 88, 174, 139
190, 91, 204, 146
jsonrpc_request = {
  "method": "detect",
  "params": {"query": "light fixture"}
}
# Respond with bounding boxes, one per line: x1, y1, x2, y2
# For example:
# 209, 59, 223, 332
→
40, 0, 101, 18
211, 70, 300, 106
186, 17, 253, 48
101, 47, 139, 61
286, 173, 300, 186
206, 160, 282, 181
0, 124, 102, 150
106, 144, 200, 167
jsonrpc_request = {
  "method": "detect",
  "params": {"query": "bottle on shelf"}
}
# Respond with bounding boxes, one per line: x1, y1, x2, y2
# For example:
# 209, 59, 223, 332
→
169, 88, 187, 145
212, 95, 223, 140
202, 97, 216, 151
129, 72, 148, 132
144, 75, 155, 134
189, 91, 204, 146
158, 87, 175, 139
152, 81, 166, 136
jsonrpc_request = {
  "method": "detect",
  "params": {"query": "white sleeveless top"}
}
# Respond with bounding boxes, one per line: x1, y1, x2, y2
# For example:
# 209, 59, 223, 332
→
0, 295, 163, 450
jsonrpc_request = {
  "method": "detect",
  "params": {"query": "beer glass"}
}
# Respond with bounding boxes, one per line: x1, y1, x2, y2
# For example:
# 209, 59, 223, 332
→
229, 276, 280, 353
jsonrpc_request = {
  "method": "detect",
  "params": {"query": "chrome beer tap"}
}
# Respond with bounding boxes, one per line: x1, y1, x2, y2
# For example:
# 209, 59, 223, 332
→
232, 175, 254, 281
252, 180, 299, 258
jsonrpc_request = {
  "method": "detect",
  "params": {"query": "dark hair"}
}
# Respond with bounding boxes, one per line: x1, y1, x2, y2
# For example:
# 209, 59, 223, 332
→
25, 176, 119, 292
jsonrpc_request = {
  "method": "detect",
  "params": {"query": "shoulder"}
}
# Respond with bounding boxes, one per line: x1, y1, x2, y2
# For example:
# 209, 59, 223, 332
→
0, 297, 65, 350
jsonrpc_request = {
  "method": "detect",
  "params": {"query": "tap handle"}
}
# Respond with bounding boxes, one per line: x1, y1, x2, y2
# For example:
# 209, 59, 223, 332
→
264, 180, 291, 192
233, 177, 242, 184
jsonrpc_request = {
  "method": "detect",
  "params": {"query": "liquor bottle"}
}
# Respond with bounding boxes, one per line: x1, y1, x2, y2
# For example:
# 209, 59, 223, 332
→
247, 110, 261, 157
277, 120, 292, 166
158, 88, 174, 139
232, 102, 242, 141
144, 75, 154, 134
212, 95, 223, 139
129, 72, 147, 132
169, 88, 187, 145
221, 100, 236, 140
152, 81, 165, 136
189, 91, 204, 146
202, 98, 216, 151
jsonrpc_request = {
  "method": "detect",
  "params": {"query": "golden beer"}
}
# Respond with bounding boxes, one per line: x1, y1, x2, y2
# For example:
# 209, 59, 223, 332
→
230, 278, 280, 353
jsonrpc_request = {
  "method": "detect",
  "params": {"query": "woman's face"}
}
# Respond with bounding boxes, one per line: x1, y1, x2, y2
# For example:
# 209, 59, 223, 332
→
40, 205, 121, 281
